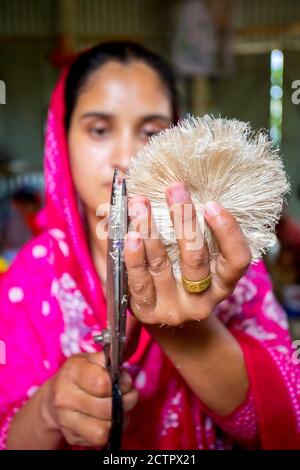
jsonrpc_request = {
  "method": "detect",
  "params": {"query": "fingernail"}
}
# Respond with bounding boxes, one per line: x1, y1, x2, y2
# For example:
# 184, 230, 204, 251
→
204, 201, 221, 217
126, 232, 141, 251
169, 182, 188, 203
128, 202, 148, 219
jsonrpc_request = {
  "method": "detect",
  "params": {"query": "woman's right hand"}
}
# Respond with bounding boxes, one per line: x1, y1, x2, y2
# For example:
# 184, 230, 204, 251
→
44, 352, 138, 448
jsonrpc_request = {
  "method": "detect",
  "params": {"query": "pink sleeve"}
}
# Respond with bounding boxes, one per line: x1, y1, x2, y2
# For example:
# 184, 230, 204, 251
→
0, 244, 61, 450
204, 387, 259, 449
0, 402, 26, 450
213, 260, 300, 449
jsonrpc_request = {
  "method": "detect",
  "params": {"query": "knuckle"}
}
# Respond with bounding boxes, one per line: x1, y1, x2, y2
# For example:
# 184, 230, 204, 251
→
129, 280, 147, 297
128, 261, 147, 273
169, 317, 183, 327
223, 220, 238, 238
88, 374, 103, 395
65, 356, 83, 380
232, 249, 252, 273
183, 245, 209, 268
131, 218, 150, 238
92, 372, 109, 396
53, 384, 68, 410
148, 255, 169, 275
58, 412, 72, 429
163, 310, 182, 327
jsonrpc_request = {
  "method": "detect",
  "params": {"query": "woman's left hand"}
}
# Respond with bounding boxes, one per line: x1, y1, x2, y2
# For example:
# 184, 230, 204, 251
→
124, 182, 252, 326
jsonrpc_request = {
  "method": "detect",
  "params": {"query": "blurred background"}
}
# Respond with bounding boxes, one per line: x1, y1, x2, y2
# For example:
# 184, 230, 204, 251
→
0, 0, 299, 330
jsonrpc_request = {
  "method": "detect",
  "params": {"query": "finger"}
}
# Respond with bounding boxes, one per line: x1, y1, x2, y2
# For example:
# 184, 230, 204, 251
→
123, 388, 139, 412
68, 371, 133, 421
72, 360, 111, 398
66, 389, 113, 421
204, 201, 252, 287
61, 389, 138, 448
166, 182, 210, 284
124, 231, 156, 315
87, 352, 107, 368
119, 370, 134, 394
129, 196, 177, 304
61, 412, 111, 448
125, 201, 156, 318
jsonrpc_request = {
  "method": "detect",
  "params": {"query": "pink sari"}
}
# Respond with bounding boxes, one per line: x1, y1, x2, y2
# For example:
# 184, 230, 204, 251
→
1, 69, 300, 450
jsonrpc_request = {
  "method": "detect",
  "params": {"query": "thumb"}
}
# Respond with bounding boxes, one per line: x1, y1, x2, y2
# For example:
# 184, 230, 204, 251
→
87, 351, 107, 368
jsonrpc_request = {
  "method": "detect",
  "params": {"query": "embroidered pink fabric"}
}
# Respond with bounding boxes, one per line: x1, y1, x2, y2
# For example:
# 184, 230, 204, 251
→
1, 67, 300, 450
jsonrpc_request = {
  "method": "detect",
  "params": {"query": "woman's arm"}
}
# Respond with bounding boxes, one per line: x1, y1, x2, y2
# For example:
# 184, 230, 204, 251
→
6, 379, 63, 450
147, 315, 249, 416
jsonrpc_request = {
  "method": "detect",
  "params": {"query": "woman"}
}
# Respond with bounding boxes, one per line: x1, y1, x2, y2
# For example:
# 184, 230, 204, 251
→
0, 41, 299, 450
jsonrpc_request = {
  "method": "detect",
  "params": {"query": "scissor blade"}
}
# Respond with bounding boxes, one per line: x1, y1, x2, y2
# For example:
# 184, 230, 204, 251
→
106, 168, 128, 382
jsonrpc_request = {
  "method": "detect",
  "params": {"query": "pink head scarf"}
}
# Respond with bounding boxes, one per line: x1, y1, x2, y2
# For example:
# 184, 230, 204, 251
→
44, 68, 106, 321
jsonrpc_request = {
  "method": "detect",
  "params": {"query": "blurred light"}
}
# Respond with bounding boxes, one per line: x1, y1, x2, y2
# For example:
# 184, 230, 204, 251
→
271, 49, 284, 70
270, 126, 280, 141
269, 49, 284, 146
270, 85, 283, 100
270, 100, 282, 118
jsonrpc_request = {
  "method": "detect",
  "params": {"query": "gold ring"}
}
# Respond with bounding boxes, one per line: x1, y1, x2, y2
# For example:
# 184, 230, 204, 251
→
181, 274, 212, 293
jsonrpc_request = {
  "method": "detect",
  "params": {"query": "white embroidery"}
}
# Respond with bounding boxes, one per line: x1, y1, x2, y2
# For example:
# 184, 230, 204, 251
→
60, 273, 76, 290
52, 273, 92, 357
161, 392, 182, 437
58, 240, 69, 257
27, 385, 38, 397
268, 346, 300, 431
204, 416, 213, 431
135, 371, 147, 389
161, 410, 180, 436
8, 287, 24, 303
42, 300, 50, 316
237, 318, 277, 340
171, 392, 182, 406
51, 279, 59, 296
32, 245, 48, 259
233, 276, 257, 303
276, 345, 289, 355
49, 228, 66, 240
262, 291, 289, 330
215, 276, 257, 324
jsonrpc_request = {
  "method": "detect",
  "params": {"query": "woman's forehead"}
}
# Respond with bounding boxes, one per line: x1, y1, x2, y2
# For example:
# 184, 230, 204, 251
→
74, 60, 172, 116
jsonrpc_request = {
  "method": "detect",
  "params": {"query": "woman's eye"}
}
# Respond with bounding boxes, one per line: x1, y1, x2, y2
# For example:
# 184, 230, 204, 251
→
90, 127, 109, 138
141, 129, 160, 139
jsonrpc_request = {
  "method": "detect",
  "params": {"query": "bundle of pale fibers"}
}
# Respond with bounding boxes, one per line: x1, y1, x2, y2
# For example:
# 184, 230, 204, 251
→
126, 115, 290, 280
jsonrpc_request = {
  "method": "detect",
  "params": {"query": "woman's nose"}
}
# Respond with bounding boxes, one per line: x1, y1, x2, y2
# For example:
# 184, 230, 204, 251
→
111, 137, 136, 173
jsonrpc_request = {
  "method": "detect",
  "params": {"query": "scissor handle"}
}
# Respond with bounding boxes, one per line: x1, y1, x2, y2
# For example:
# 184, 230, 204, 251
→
107, 378, 123, 451
101, 336, 124, 451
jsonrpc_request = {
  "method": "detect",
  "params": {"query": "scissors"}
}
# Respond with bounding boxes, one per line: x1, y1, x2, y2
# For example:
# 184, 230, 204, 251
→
94, 168, 129, 451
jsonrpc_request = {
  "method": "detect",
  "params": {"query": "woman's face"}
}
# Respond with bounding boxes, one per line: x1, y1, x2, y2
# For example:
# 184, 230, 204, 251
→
68, 60, 173, 217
